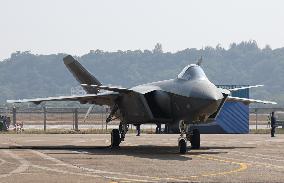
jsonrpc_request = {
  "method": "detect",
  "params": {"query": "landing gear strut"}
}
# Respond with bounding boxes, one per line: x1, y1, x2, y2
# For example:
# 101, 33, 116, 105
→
178, 120, 189, 154
111, 122, 128, 148
119, 123, 128, 141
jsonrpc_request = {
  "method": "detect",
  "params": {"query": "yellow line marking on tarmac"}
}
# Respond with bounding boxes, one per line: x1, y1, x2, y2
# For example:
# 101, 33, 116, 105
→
0, 136, 249, 182
204, 153, 284, 170
229, 150, 284, 162
29, 149, 249, 182
197, 155, 248, 177
176, 155, 248, 179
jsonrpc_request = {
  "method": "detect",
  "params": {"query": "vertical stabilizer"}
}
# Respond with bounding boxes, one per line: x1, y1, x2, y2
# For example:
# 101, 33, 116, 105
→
63, 55, 101, 94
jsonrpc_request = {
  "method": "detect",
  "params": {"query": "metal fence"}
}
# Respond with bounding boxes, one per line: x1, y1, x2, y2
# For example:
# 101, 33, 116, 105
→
250, 108, 284, 129
0, 106, 117, 131
1, 107, 284, 131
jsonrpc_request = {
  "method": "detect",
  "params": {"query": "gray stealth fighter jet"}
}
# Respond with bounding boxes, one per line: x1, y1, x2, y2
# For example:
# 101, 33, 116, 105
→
7, 55, 276, 153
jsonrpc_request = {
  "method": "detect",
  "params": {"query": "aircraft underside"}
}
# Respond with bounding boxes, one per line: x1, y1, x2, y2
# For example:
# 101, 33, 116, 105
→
117, 90, 222, 125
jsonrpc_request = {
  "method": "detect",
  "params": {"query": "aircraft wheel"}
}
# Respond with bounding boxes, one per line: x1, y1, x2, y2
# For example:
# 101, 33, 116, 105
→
190, 129, 200, 149
111, 129, 120, 147
178, 138, 187, 154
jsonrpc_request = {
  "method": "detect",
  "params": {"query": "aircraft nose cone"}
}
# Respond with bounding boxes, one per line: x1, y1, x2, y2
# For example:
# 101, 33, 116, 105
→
198, 88, 224, 119
201, 88, 223, 101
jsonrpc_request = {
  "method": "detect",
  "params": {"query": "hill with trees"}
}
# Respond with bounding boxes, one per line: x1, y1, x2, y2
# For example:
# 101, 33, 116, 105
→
0, 41, 283, 107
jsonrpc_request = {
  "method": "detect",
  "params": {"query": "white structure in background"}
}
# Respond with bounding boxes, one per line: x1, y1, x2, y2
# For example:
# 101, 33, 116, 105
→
71, 86, 86, 96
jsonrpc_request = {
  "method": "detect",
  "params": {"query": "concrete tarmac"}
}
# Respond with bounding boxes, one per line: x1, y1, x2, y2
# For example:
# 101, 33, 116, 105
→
0, 134, 283, 183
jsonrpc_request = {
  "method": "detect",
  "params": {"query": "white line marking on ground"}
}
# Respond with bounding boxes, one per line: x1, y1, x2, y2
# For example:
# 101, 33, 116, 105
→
0, 150, 30, 178
0, 158, 6, 166
29, 149, 192, 182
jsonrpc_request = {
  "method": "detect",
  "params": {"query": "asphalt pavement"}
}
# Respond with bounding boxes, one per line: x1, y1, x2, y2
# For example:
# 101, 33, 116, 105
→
0, 134, 283, 182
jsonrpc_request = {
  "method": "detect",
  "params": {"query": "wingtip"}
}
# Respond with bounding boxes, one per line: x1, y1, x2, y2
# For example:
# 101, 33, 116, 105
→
6, 100, 14, 103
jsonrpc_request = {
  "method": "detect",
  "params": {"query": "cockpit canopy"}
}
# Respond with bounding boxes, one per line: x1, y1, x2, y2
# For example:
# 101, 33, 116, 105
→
177, 64, 207, 80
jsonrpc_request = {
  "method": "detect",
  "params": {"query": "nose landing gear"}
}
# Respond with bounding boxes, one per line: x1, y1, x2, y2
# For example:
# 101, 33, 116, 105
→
178, 120, 189, 154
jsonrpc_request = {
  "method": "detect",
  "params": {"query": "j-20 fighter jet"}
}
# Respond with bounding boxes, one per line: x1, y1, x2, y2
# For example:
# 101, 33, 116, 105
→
7, 55, 276, 153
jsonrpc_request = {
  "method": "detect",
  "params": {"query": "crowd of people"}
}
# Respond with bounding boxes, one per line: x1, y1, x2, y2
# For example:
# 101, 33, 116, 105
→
0, 115, 10, 131
0, 115, 24, 133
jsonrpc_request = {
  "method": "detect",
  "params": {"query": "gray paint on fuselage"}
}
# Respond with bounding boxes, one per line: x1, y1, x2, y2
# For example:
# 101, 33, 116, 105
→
122, 74, 223, 124
132, 78, 223, 101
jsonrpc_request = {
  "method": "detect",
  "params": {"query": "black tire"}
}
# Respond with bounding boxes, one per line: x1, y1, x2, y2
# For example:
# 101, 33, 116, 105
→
179, 138, 187, 154
190, 129, 200, 149
111, 129, 120, 147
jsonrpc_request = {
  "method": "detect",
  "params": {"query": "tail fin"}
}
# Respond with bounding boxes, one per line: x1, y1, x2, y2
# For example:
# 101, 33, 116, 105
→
63, 55, 101, 94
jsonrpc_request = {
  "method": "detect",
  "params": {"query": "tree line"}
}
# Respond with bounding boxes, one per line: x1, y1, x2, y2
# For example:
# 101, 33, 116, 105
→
0, 41, 283, 107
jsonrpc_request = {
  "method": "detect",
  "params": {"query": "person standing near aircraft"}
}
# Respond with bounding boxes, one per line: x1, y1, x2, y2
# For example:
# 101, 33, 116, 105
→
3, 116, 7, 130
271, 112, 276, 137
136, 124, 141, 136
156, 124, 161, 134
267, 115, 271, 128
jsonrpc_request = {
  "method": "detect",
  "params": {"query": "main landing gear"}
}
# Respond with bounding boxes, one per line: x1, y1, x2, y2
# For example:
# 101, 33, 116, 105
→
111, 122, 128, 148
178, 121, 200, 154
111, 129, 120, 147
187, 129, 200, 149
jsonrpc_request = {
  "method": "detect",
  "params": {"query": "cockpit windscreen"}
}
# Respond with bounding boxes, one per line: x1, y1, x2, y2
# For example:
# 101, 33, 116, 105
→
177, 65, 207, 80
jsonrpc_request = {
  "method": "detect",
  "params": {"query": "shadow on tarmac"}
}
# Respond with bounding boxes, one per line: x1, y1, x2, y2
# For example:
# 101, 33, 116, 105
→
0, 145, 255, 161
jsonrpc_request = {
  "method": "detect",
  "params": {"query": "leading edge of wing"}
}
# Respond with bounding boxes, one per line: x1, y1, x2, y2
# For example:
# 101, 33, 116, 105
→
227, 85, 264, 92
81, 84, 130, 93
227, 96, 277, 105
7, 91, 118, 105
81, 84, 162, 95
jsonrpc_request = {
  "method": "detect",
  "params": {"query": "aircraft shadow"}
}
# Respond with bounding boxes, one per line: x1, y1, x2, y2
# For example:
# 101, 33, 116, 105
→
0, 144, 255, 161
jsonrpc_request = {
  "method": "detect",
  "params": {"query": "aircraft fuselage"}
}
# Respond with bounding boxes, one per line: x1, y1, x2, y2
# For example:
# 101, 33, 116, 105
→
118, 77, 224, 125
